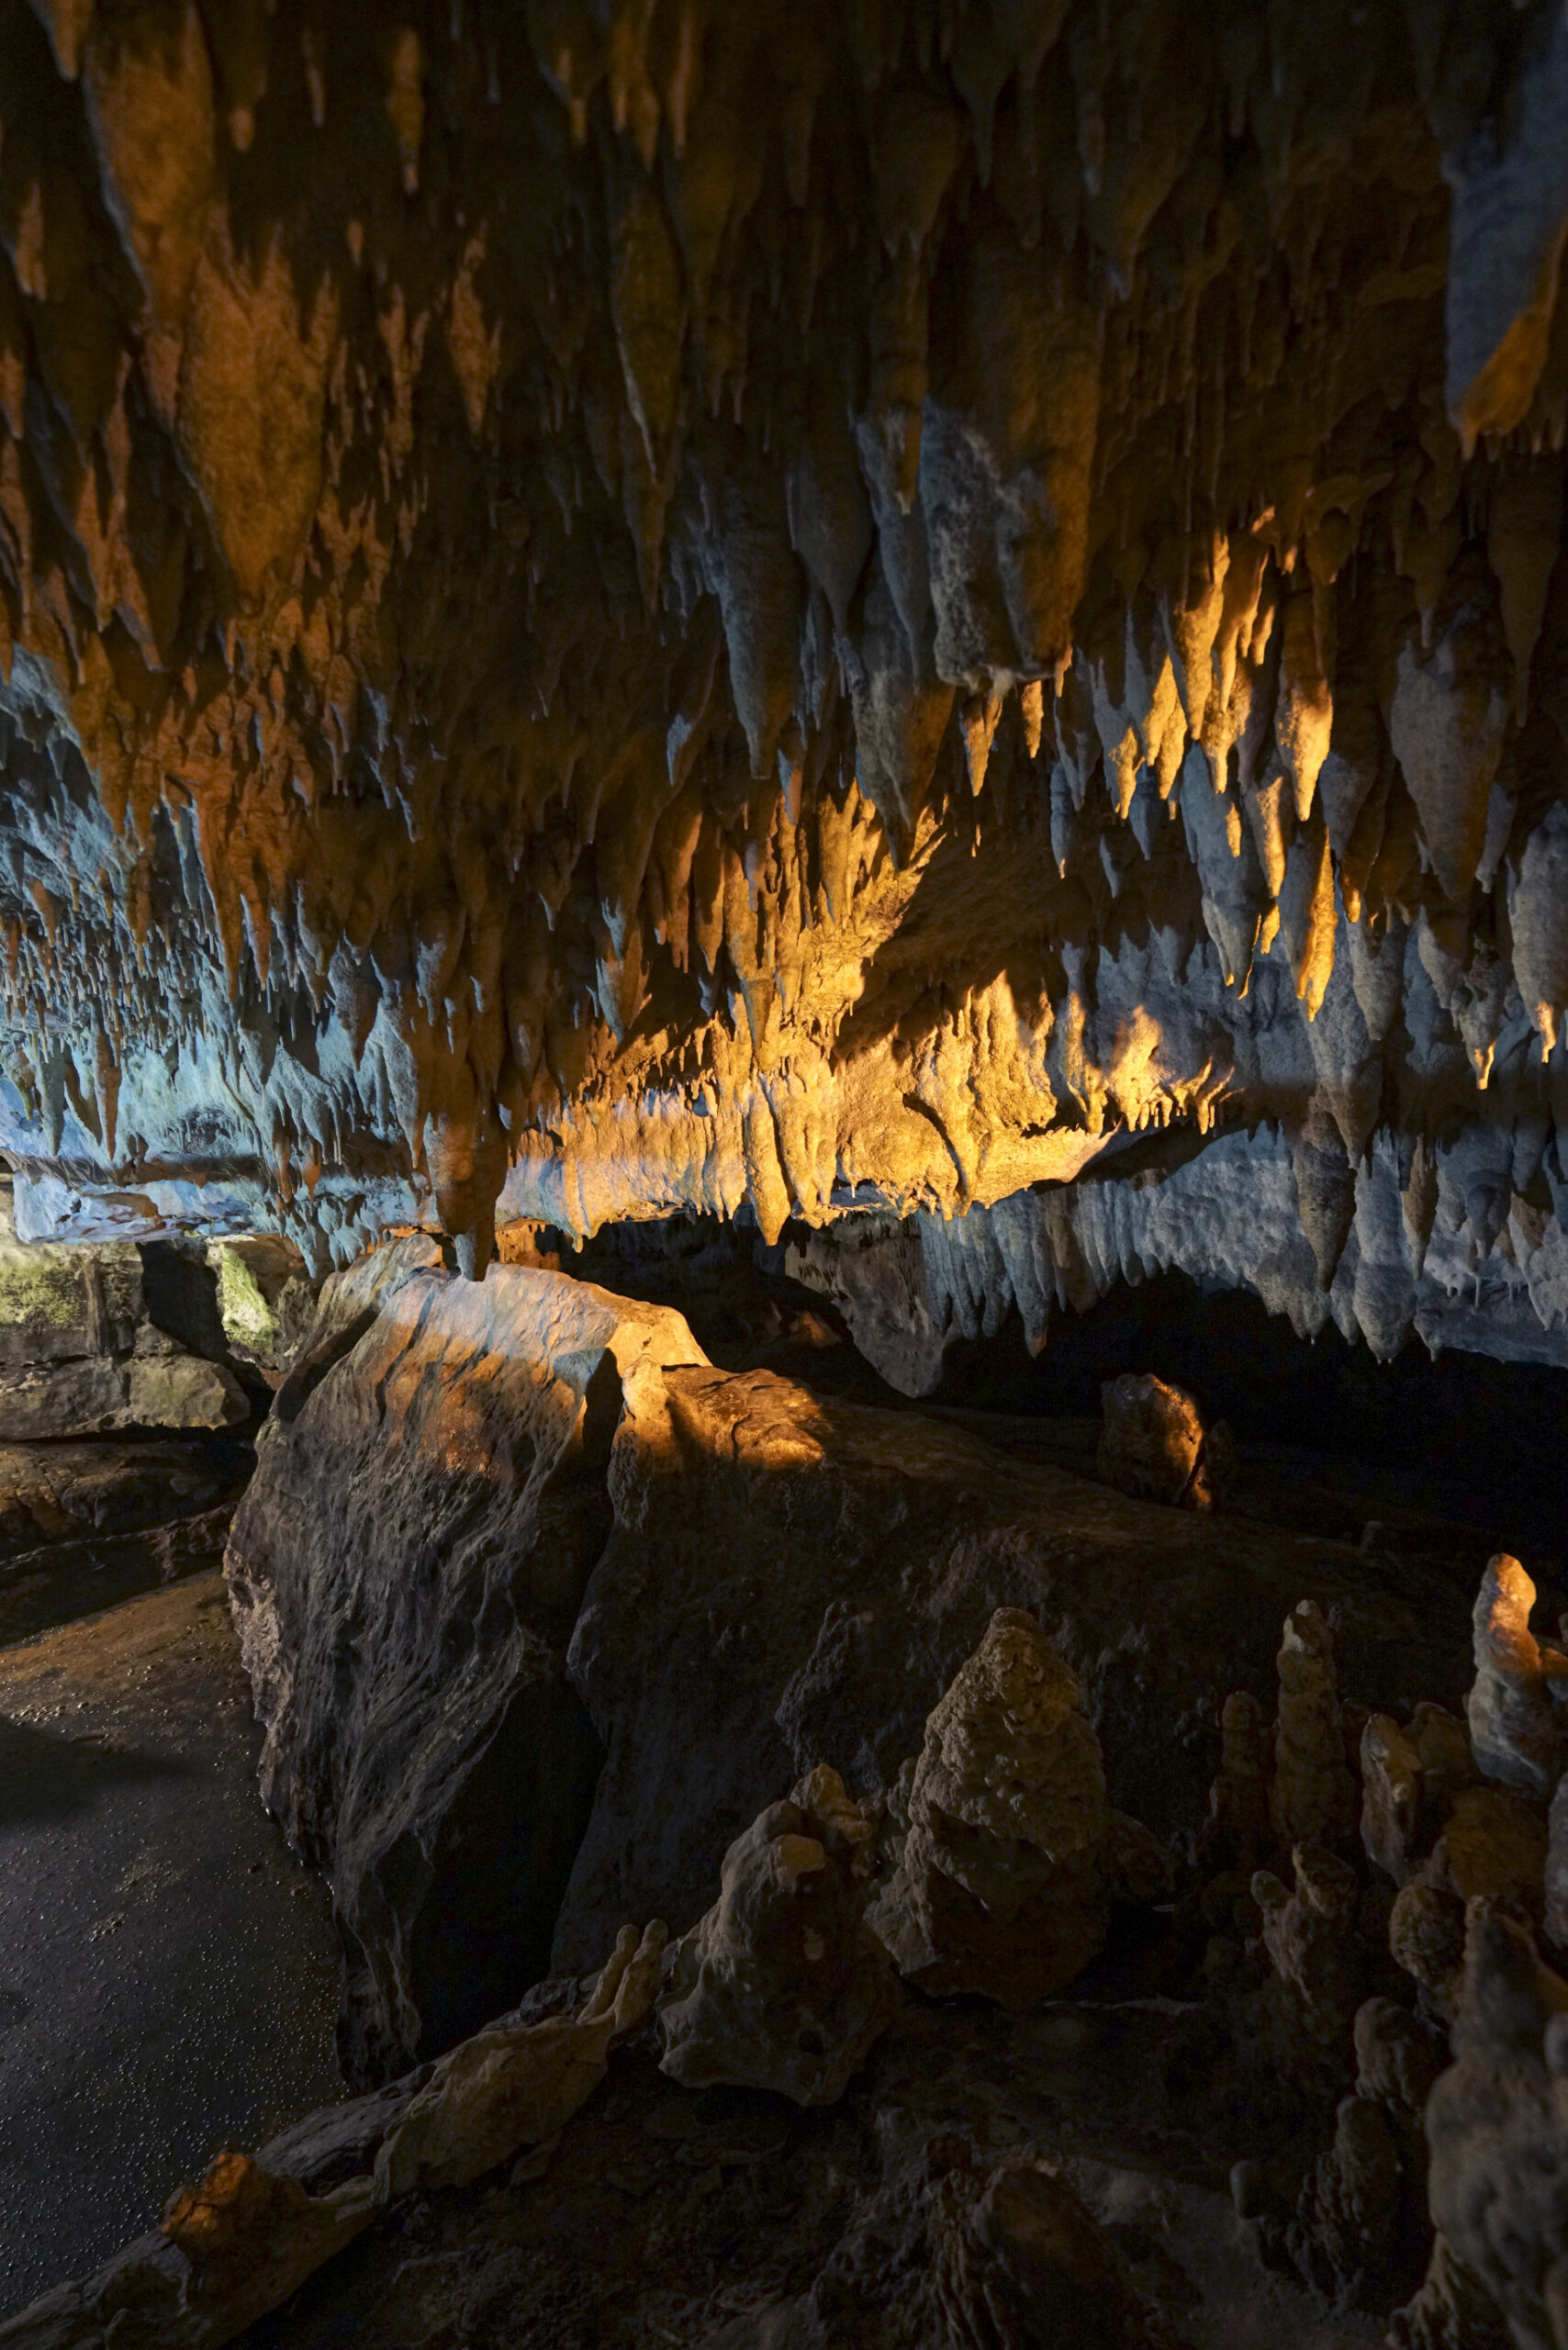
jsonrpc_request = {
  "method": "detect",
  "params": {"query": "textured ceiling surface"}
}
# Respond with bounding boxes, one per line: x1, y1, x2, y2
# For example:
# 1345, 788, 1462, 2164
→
1, 0, 1567, 1371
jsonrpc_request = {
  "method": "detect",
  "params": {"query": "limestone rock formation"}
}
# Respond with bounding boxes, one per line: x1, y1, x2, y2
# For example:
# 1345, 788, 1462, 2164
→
1287, 2093, 1408, 2312
375, 1919, 667, 2196
209, 1237, 318, 1380
1397, 1904, 1568, 2350
1546, 1774, 1568, 1953
1271, 1598, 1358, 1851
774, 1115, 1568, 1395
656, 1764, 895, 2105
0, 2153, 377, 2350
556, 1347, 1470, 1969
1205, 1686, 1272, 1867
0, 1184, 248, 1436
865, 1606, 1165, 2008
0, 0, 1558, 1397
224, 1237, 707, 2082
1094, 1371, 1234, 1511
1249, 1843, 1366, 2096
1276, 1998, 1444, 2315
0, 1919, 666, 2349
1467, 1552, 1568, 1796
0, 1432, 241, 1640
229, 1252, 1470, 2075
1389, 1877, 1472, 2020
1361, 1711, 1429, 1886
1359, 1693, 1549, 1929
706, 2141, 1164, 2350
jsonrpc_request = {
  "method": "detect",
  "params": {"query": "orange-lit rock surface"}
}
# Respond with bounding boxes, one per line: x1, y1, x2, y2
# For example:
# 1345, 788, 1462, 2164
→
0, 3, 1565, 1377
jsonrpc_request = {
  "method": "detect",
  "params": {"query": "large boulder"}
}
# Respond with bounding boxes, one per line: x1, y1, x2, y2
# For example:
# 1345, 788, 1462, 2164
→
224, 1240, 707, 2085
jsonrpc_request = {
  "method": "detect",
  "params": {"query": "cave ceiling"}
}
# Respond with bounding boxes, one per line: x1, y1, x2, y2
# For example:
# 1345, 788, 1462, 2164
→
2, 0, 1568, 1371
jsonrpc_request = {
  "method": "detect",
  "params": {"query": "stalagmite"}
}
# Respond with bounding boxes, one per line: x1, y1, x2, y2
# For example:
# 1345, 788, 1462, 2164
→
865, 1607, 1168, 2009
656, 1765, 896, 2107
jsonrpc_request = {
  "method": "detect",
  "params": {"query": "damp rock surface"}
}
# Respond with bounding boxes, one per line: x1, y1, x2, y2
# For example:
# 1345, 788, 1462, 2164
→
0, 1572, 342, 2317
0, 1189, 253, 1440
225, 1989, 1389, 2350
0, 1434, 248, 1645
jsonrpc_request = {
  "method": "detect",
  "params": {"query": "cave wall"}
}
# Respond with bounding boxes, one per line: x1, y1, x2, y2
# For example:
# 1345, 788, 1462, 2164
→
0, 0, 1566, 1367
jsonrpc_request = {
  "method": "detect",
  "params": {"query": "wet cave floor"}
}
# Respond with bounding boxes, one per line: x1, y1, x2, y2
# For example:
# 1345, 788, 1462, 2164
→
0, 1572, 342, 2311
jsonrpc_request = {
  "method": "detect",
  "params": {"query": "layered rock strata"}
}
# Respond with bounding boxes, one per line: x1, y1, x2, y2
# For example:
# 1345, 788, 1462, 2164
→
0, 1435, 242, 1641
0, 2, 1563, 1376
0, 1182, 249, 1435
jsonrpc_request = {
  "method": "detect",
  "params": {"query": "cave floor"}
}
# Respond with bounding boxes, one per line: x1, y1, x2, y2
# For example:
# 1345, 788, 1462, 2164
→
238, 1975, 1388, 2350
0, 1571, 342, 2313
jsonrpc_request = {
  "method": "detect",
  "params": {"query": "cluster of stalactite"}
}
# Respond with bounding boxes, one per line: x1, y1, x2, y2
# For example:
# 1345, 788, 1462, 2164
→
1, 0, 1567, 1315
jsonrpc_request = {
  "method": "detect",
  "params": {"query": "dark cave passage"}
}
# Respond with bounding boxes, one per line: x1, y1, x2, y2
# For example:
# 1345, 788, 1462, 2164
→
560, 1210, 1568, 1577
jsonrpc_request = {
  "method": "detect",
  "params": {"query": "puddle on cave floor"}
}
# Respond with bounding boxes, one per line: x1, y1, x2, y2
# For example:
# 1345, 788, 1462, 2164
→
0, 1572, 342, 2314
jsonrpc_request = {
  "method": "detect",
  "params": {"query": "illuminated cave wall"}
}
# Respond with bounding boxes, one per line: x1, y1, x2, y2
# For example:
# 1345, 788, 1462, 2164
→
1, 0, 1567, 1374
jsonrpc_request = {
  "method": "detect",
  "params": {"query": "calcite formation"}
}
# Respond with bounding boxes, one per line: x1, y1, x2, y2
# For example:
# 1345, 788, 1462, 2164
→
1094, 1368, 1233, 1509
656, 1763, 895, 2105
0, 1, 1563, 1380
866, 1605, 1167, 2007
1467, 1550, 1568, 1794
709, 2140, 1166, 2350
17, 1404, 1568, 2344
1271, 1597, 1358, 1850
373, 1917, 667, 2196
1411, 1906, 1568, 2350
0, 1919, 666, 2349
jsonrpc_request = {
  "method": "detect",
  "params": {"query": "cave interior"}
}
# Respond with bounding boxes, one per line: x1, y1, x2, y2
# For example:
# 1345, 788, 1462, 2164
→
1, 1, 1568, 2344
